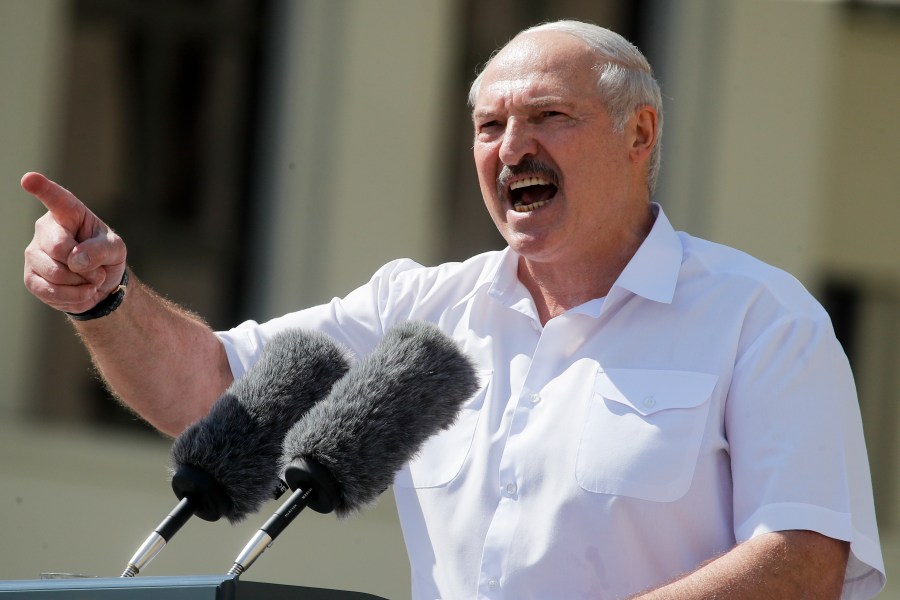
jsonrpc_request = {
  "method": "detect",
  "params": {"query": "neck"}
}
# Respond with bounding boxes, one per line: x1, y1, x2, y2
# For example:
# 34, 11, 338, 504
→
518, 204, 654, 325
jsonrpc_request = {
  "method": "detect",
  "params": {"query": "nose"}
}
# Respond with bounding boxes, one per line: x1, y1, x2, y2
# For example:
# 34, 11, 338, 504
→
498, 117, 537, 166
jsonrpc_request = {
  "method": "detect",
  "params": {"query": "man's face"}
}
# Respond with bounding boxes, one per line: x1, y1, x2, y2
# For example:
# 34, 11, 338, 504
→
472, 31, 644, 266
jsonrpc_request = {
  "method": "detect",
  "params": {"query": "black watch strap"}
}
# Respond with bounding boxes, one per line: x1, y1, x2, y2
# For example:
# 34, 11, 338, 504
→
67, 269, 129, 321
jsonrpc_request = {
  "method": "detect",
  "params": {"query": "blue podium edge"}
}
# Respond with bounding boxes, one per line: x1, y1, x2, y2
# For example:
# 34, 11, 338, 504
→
0, 576, 390, 599
0, 575, 237, 591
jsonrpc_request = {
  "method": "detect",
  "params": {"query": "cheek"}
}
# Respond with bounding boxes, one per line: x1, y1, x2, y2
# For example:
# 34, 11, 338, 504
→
473, 149, 499, 193
566, 144, 625, 188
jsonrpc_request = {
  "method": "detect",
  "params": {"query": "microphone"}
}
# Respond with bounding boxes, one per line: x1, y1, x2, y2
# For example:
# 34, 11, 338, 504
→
227, 320, 478, 575
121, 329, 350, 577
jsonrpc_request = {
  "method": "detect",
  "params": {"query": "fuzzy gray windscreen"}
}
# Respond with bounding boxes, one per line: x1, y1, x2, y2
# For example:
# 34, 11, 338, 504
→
281, 320, 478, 517
170, 329, 350, 523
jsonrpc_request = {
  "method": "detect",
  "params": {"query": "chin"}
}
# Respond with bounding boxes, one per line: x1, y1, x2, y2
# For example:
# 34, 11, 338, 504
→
507, 235, 558, 262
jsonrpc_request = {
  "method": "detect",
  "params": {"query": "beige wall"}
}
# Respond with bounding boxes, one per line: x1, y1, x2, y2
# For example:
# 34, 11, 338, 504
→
250, 0, 460, 317
822, 12, 900, 279
703, 1, 838, 285
659, 0, 838, 284
0, 1, 67, 419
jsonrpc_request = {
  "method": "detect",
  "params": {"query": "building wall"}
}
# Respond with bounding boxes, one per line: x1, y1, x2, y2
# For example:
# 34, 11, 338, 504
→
249, 0, 461, 318
0, 1, 66, 422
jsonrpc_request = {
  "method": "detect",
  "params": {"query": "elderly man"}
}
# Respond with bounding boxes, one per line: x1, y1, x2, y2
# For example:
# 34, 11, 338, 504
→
22, 19, 884, 600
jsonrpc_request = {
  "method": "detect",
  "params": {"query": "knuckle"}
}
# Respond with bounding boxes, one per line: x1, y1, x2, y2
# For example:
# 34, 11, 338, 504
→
23, 269, 37, 289
23, 272, 56, 304
23, 240, 38, 262
45, 231, 74, 258
34, 212, 52, 228
44, 262, 72, 282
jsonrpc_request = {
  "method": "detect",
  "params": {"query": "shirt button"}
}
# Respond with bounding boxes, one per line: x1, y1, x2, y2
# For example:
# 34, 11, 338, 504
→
488, 578, 500, 590
643, 395, 656, 409
505, 482, 517, 496
529, 392, 541, 405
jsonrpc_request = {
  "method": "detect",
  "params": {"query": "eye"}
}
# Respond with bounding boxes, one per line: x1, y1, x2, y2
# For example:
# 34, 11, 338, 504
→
539, 110, 567, 120
475, 119, 503, 140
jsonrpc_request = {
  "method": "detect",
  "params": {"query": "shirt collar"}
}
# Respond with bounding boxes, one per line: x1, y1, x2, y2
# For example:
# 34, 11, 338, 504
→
486, 203, 683, 319
487, 248, 542, 321
610, 202, 682, 305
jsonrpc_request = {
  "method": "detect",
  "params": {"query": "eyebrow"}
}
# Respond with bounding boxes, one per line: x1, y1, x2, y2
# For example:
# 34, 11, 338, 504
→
472, 97, 577, 120
472, 109, 497, 122
526, 97, 574, 110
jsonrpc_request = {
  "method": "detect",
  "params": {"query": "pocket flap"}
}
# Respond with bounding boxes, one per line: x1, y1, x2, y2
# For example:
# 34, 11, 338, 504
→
595, 368, 718, 416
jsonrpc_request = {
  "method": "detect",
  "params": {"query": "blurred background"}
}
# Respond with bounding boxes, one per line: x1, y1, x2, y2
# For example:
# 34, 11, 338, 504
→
1, 0, 898, 597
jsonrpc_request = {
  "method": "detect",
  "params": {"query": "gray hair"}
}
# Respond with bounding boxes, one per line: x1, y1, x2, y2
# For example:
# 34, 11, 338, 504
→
468, 20, 664, 195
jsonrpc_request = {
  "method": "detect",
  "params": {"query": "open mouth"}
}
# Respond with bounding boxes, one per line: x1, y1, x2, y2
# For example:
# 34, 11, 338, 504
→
509, 176, 558, 212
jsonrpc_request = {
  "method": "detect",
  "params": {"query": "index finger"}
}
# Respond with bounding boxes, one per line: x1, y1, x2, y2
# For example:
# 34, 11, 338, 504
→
21, 172, 87, 234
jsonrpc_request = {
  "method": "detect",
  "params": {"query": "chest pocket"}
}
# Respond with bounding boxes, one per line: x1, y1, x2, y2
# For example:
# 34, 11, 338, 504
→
394, 369, 491, 489
576, 368, 718, 502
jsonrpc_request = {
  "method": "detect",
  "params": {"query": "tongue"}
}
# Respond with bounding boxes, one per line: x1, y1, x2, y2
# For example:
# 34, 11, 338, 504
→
515, 184, 556, 206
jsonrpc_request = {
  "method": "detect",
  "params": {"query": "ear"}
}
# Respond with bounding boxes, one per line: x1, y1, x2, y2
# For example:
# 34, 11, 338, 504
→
627, 106, 658, 164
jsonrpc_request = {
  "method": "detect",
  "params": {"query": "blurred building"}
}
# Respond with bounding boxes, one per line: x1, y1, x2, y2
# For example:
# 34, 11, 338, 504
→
1, 0, 897, 597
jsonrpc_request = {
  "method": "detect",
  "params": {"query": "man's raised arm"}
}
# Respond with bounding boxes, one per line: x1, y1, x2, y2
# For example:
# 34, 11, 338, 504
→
22, 172, 233, 436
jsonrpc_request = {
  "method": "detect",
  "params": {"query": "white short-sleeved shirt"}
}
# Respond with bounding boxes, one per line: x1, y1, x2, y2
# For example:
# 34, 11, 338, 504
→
218, 204, 885, 599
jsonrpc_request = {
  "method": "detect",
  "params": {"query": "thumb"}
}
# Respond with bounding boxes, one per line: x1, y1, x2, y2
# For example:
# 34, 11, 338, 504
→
68, 230, 127, 276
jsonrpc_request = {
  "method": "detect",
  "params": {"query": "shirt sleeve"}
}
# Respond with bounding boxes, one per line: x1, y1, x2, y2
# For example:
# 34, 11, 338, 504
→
725, 312, 886, 598
216, 258, 426, 379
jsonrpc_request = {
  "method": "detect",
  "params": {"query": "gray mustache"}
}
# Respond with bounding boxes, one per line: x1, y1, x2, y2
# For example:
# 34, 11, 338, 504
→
497, 158, 560, 195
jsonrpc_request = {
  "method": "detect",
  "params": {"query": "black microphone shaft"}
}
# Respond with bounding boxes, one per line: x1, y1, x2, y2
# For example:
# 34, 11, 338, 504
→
227, 486, 314, 576
121, 497, 194, 577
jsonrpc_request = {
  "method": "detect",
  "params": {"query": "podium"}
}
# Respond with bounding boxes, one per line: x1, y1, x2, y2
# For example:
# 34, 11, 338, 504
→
0, 575, 389, 599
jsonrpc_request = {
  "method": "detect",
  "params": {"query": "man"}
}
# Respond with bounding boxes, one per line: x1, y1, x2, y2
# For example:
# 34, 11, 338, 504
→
22, 20, 884, 600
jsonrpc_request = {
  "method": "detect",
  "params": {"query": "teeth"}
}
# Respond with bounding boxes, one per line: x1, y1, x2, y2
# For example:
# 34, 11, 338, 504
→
513, 199, 550, 213
510, 176, 550, 190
